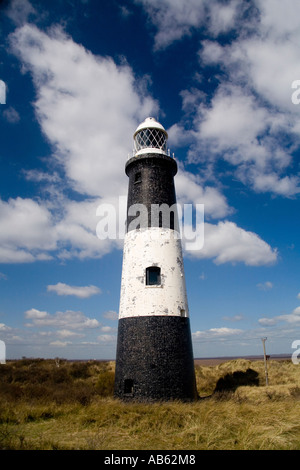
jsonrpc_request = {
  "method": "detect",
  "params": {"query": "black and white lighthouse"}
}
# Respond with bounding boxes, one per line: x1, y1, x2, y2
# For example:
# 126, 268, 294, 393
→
114, 117, 197, 401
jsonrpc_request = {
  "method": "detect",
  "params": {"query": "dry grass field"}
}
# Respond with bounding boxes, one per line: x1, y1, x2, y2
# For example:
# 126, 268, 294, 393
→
0, 357, 299, 450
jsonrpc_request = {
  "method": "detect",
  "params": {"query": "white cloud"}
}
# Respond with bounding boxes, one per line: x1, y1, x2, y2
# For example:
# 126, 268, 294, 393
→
191, 221, 277, 266
47, 282, 101, 298
49, 340, 71, 347
207, 0, 240, 36
135, 0, 207, 49
195, 86, 270, 160
257, 281, 273, 291
25, 308, 48, 319
259, 306, 300, 326
56, 329, 83, 338
222, 314, 244, 322
103, 310, 118, 320
277, 307, 300, 324
0, 197, 57, 263
257, 0, 300, 37
0, 193, 123, 263
185, 82, 299, 197
3, 106, 20, 123
0, 323, 12, 332
101, 326, 117, 333
135, 0, 242, 49
97, 334, 116, 342
55, 197, 122, 260
258, 318, 277, 327
25, 308, 100, 329
5, 0, 37, 26
193, 327, 243, 340
175, 168, 231, 219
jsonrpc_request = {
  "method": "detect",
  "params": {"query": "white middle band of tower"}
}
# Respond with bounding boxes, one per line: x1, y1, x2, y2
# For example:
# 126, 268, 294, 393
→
119, 227, 189, 319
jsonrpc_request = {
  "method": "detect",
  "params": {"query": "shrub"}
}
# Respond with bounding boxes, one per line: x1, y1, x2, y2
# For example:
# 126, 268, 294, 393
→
96, 371, 115, 397
69, 362, 90, 379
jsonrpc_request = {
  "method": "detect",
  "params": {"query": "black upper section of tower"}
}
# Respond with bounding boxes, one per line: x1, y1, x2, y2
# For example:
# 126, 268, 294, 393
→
125, 153, 178, 232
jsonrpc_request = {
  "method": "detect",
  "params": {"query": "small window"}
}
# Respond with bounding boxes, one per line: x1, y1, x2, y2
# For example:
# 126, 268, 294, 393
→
146, 266, 161, 286
134, 171, 142, 184
180, 309, 186, 317
124, 379, 134, 394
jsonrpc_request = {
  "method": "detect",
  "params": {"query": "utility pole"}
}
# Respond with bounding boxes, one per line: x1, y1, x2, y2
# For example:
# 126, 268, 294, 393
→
261, 337, 269, 385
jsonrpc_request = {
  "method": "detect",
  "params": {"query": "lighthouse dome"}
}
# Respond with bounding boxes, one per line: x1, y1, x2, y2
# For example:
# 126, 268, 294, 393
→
133, 117, 168, 156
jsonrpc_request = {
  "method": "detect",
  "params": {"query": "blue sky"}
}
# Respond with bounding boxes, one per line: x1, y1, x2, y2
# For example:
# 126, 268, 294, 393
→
0, 0, 300, 360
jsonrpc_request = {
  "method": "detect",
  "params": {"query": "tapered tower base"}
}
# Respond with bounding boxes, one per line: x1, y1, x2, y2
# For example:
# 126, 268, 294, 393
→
114, 316, 198, 402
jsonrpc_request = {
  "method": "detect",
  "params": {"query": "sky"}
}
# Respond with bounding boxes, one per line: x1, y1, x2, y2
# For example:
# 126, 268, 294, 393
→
0, 0, 300, 360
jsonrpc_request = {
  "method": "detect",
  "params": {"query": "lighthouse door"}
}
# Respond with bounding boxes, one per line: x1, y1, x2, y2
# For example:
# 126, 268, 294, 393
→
124, 379, 134, 395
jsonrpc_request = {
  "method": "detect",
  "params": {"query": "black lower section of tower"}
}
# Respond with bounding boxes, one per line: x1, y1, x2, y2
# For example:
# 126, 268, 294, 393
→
114, 316, 198, 401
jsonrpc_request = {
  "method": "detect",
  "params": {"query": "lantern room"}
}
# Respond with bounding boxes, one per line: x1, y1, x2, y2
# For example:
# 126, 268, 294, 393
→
133, 117, 168, 156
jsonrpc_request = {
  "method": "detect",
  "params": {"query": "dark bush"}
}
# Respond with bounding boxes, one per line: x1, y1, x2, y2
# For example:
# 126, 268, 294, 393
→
0, 359, 115, 404
96, 371, 115, 397
0, 365, 13, 383
69, 362, 90, 379
51, 366, 72, 384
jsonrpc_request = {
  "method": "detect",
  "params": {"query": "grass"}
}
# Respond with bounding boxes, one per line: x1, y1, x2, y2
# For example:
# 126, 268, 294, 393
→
0, 357, 299, 450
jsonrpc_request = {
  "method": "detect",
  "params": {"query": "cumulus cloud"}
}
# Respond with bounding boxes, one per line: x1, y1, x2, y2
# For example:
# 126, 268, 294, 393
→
175, 168, 231, 220
100, 326, 117, 333
0, 194, 121, 263
0, 323, 12, 332
5, 0, 37, 26
135, 0, 242, 49
97, 334, 116, 342
259, 306, 300, 326
135, 0, 207, 49
25, 308, 48, 319
193, 327, 243, 340
258, 318, 277, 327
103, 310, 118, 320
25, 308, 100, 329
47, 282, 101, 298
0, 197, 56, 263
190, 221, 277, 266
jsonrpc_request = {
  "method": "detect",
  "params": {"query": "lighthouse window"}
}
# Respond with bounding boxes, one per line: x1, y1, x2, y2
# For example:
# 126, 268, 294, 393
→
146, 266, 161, 286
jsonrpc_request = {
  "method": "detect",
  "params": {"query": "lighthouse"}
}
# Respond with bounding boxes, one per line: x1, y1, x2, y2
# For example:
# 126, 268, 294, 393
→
114, 117, 197, 401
